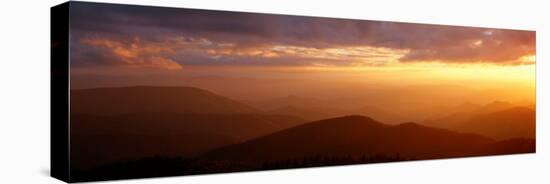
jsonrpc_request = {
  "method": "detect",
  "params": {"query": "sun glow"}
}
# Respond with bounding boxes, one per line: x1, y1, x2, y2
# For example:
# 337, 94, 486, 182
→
519, 54, 536, 64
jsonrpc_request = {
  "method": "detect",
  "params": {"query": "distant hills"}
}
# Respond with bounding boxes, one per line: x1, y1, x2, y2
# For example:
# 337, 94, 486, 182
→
453, 107, 535, 140
267, 103, 406, 123
425, 101, 515, 125
423, 102, 535, 140
71, 86, 258, 115
268, 105, 341, 121
353, 105, 406, 124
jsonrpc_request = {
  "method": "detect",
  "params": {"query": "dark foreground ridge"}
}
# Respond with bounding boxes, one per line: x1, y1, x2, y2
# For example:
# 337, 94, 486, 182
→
71, 115, 535, 182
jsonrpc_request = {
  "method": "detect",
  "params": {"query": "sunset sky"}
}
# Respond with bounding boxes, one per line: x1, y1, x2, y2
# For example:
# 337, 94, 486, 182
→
68, 2, 536, 109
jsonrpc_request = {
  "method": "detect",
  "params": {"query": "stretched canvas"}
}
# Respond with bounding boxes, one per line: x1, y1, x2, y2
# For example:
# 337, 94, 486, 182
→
51, 1, 536, 182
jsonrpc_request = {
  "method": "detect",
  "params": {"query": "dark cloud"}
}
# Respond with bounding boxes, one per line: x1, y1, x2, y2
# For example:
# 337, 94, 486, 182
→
69, 1, 535, 68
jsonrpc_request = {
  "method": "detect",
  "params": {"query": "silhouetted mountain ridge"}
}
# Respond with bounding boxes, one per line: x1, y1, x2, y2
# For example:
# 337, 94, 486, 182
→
202, 115, 501, 164
71, 86, 259, 115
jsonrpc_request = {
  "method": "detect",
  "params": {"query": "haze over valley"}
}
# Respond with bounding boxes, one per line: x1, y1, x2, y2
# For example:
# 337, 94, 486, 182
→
66, 2, 536, 182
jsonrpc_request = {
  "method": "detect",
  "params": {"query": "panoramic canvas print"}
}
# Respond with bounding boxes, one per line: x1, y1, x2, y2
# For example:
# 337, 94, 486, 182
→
52, 1, 536, 182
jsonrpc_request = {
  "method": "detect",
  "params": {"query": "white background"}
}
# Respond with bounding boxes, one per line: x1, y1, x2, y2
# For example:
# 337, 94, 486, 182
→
0, 0, 547, 183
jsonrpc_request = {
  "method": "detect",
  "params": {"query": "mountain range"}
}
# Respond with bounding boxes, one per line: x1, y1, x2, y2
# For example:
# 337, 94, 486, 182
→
69, 86, 536, 175
70, 86, 307, 170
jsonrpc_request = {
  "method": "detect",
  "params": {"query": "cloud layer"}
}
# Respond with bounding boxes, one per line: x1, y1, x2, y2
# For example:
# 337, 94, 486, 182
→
69, 2, 536, 70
